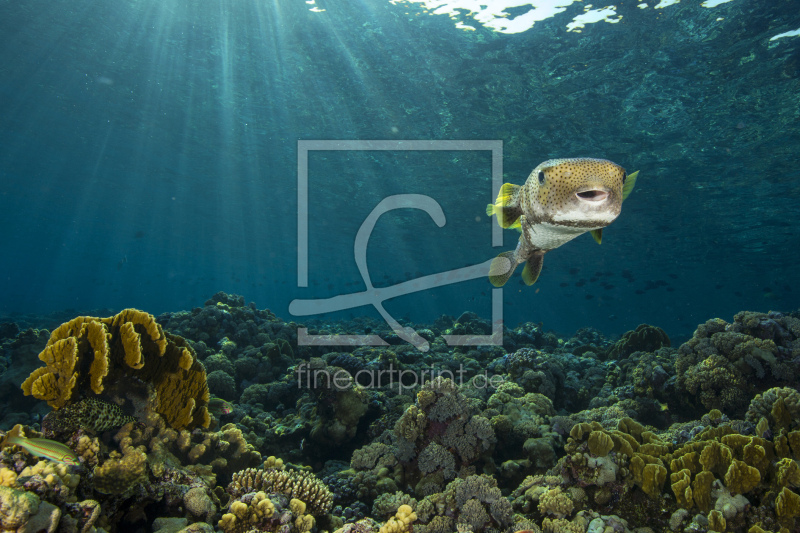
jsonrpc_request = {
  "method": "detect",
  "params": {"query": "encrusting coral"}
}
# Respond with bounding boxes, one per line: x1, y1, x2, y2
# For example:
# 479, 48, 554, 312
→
21, 309, 211, 431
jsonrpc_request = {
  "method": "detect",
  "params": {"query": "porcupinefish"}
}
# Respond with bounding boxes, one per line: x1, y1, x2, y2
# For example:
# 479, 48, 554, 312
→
486, 158, 638, 287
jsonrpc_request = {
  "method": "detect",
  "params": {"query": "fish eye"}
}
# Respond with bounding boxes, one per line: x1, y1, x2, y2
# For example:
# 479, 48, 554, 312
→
621, 172, 627, 184
538, 171, 545, 184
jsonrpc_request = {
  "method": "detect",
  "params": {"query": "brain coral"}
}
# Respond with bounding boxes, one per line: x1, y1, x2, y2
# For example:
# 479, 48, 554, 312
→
21, 309, 210, 431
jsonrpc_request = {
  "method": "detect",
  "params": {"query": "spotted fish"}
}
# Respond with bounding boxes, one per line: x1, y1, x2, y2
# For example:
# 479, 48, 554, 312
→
42, 398, 137, 438
486, 158, 638, 287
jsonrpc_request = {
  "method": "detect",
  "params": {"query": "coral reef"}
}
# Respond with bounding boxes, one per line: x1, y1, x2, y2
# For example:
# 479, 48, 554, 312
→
1, 296, 799, 532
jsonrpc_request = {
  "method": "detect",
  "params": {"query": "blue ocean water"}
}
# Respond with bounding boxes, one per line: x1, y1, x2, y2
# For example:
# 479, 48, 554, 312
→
1, 0, 798, 342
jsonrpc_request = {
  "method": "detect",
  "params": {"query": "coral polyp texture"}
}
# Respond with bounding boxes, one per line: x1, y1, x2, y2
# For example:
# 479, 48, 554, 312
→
21, 308, 210, 431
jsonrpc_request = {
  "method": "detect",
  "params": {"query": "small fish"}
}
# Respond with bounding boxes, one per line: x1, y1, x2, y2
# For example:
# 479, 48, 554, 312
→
208, 397, 233, 416
5, 435, 80, 466
486, 158, 638, 287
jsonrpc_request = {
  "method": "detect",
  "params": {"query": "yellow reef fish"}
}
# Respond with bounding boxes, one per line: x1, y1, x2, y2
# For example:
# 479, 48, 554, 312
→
4, 435, 80, 466
486, 158, 638, 287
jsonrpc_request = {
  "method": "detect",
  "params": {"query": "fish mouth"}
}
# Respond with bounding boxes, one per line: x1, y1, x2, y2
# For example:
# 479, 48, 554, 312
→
575, 188, 609, 203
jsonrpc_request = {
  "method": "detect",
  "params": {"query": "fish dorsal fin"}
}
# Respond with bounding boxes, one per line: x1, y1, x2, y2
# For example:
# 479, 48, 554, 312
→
488, 251, 517, 287
521, 253, 545, 286
622, 170, 638, 201
590, 228, 603, 244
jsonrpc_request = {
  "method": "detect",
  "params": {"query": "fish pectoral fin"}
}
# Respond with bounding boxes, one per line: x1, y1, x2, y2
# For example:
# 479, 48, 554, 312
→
488, 251, 517, 287
622, 170, 638, 201
590, 228, 603, 244
521, 253, 545, 286
495, 183, 521, 206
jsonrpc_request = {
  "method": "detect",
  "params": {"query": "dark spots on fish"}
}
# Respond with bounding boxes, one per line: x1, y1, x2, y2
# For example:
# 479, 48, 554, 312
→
604, 284, 615, 290
763, 287, 772, 293
635, 289, 645, 295
589, 277, 598, 283
569, 267, 580, 275
734, 291, 743, 297
560, 282, 569, 287
667, 287, 675, 292
585, 294, 594, 300
575, 279, 586, 287
668, 274, 678, 279
715, 284, 724, 289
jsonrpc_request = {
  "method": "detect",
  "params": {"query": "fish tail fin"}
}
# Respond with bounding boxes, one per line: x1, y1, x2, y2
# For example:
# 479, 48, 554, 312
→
622, 170, 638, 201
488, 183, 523, 228
521, 253, 545, 286
489, 251, 518, 287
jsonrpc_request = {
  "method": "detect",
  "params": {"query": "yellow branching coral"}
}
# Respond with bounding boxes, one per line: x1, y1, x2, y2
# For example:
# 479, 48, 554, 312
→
21, 309, 210, 431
